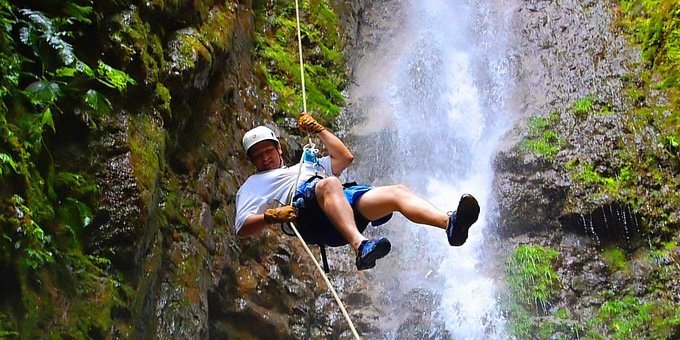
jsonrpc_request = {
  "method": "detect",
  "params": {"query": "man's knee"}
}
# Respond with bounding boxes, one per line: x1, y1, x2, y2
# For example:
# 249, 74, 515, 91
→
386, 184, 412, 198
315, 177, 343, 196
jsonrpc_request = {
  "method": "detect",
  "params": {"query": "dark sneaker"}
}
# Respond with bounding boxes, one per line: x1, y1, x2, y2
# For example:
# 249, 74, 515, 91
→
355, 237, 392, 270
446, 194, 480, 246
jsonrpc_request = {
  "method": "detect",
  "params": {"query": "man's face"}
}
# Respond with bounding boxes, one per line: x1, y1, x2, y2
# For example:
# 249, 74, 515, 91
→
248, 140, 282, 171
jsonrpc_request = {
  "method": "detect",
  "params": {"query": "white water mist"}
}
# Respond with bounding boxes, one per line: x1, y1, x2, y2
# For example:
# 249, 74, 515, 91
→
345, 0, 516, 338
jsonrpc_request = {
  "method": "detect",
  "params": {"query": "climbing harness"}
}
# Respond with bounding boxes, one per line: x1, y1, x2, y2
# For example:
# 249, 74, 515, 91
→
285, 1, 361, 339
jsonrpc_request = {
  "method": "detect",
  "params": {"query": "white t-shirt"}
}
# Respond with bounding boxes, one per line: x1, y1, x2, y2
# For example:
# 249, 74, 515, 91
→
234, 155, 334, 234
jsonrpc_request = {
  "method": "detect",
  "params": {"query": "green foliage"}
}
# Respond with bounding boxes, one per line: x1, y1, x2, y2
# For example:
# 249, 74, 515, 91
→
18, 8, 76, 66
596, 296, 650, 338
522, 112, 563, 159
5, 194, 54, 269
570, 95, 594, 116
614, 0, 680, 231
0, 13, 137, 337
565, 159, 634, 202
601, 247, 627, 271
649, 240, 678, 265
506, 245, 562, 313
96, 61, 136, 91
254, 0, 347, 123
569, 94, 616, 116
0, 0, 136, 273
585, 291, 680, 338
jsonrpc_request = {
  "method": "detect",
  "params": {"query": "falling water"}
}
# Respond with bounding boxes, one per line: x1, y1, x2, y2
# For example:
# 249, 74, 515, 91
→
342, 0, 517, 337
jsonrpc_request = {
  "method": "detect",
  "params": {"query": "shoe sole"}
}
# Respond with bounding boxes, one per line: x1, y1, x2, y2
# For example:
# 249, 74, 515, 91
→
448, 194, 480, 246
356, 238, 392, 270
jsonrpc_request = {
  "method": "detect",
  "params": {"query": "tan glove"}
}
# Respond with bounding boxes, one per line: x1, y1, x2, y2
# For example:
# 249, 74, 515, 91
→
263, 205, 298, 224
297, 112, 325, 134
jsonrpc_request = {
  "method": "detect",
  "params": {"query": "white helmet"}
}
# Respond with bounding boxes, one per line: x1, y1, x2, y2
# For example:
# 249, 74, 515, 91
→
242, 126, 279, 154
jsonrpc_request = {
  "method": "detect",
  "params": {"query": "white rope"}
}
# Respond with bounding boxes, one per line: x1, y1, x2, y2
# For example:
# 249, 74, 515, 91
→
288, 220, 361, 339
285, 146, 361, 339
294, 0, 308, 113
291, 2, 361, 338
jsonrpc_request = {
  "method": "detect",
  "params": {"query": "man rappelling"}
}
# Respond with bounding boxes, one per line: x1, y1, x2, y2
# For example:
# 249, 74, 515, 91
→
234, 112, 481, 271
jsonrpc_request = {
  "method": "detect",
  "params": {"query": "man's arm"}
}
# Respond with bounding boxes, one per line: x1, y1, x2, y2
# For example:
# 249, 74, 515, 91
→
298, 113, 353, 176
238, 214, 267, 238
237, 206, 298, 238
317, 129, 354, 176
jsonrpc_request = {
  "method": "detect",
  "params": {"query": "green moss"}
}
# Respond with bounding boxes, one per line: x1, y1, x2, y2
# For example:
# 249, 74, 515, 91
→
570, 96, 595, 116
254, 0, 347, 122
585, 291, 680, 339
109, 8, 165, 84
565, 159, 636, 203
128, 114, 165, 204
649, 240, 678, 265
199, 8, 235, 52
602, 247, 628, 272
595, 296, 651, 339
154, 83, 172, 117
506, 245, 562, 312
612, 0, 680, 236
16, 252, 130, 338
170, 29, 212, 72
522, 112, 563, 159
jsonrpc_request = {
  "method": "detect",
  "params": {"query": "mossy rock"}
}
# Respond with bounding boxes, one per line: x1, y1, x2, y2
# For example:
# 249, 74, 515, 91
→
128, 113, 166, 205
107, 7, 166, 85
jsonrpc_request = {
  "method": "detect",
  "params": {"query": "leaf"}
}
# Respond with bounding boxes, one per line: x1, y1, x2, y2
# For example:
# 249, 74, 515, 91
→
55, 60, 94, 78
83, 89, 112, 114
97, 61, 136, 91
55, 66, 77, 77
75, 60, 94, 77
55, 171, 84, 186
18, 9, 75, 65
65, 197, 93, 227
0, 152, 17, 171
25, 80, 62, 105
41, 107, 55, 133
63, 3, 93, 24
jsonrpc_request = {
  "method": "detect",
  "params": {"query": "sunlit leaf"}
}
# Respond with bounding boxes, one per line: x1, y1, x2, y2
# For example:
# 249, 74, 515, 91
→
83, 89, 112, 114
65, 197, 93, 227
41, 107, 55, 133
97, 61, 136, 91
56, 171, 84, 186
75, 60, 94, 77
0, 152, 17, 171
55, 66, 77, 77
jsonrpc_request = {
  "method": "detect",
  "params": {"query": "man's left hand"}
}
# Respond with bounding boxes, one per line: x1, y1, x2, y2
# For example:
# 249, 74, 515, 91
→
264, 205, 298, 224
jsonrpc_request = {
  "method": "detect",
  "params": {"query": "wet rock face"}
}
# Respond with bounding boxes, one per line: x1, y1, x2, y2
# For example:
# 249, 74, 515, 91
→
507, 0, 637, 114
86, 112, 149, 267
493, 0, 638, 239
79, 0, 337, 337
559, 202, 644, 250
493, 150, 570, 237
489, 0, 679, 335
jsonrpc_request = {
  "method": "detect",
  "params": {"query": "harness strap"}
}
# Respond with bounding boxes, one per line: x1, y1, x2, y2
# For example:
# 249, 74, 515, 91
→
319, 244, 330, 273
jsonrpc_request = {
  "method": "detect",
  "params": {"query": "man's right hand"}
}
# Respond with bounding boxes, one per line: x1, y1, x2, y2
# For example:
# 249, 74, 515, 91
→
263, 205, 298, 224
297, 112, 326, 134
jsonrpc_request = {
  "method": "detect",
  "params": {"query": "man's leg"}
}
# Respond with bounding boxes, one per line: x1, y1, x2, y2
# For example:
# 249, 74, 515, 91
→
314, 177, 367, 250
355, 185, 449, 229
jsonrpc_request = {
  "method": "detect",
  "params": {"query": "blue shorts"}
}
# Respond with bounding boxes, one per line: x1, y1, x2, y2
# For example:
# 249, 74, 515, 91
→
292, 178, 392, 247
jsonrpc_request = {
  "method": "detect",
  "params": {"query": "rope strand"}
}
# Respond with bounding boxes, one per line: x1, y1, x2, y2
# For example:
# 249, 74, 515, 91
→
292, 2, 360, 338
294, 0, 308, 113
286, 146, 361, 339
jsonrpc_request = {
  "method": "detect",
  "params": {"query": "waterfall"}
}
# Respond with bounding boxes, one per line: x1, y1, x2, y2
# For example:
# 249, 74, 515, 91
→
343, 0, 516, 337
